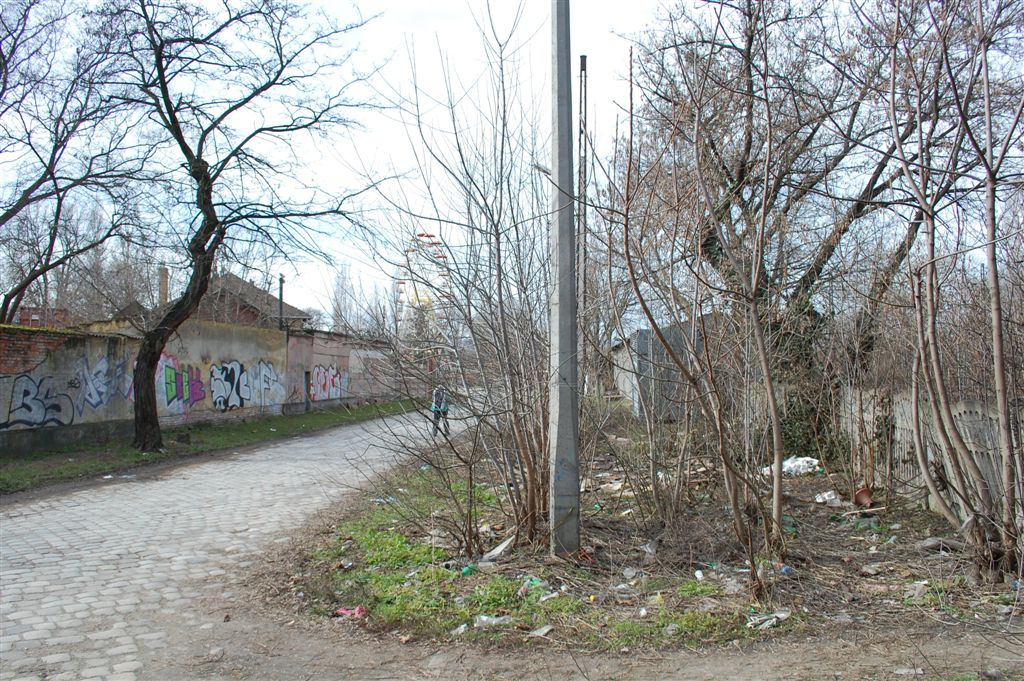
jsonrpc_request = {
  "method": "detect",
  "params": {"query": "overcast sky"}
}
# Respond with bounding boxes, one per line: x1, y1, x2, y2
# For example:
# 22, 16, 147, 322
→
284, 0, 668, 314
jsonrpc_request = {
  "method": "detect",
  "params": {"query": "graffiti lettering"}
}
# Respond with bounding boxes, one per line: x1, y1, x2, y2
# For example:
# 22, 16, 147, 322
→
163, 364, 206, 408
210, 360, 247, 411
111, 354, 134, 401
310, 364, 348, 401
209, 360, 284, 412
1, 375, 75, 429
72, 353, 135, 415
247, 360, 284, 406
73, 356, 111, 414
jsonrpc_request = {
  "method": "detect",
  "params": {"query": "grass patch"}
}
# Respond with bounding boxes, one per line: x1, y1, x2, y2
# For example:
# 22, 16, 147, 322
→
360, 530, 446, 569
0, 399, 413, 494
675, 579, 718, 597
298, 463, 757, 650
992, 593, 1021, 606
583, 610, 743, 649
904, 577, 963, 608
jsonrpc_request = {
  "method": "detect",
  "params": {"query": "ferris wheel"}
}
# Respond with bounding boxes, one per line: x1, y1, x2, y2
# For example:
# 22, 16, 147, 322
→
394, 230, 453, 338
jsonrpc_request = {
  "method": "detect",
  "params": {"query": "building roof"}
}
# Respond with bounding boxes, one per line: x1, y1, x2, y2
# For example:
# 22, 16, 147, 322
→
97, 270, 310, 331
206, 272, 309, 325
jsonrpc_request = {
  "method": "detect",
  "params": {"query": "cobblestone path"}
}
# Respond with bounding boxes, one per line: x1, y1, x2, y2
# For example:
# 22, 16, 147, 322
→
0, 415, 420, 681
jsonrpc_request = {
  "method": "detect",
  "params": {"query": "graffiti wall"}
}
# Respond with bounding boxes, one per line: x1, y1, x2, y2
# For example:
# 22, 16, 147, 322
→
1, 321, 397, 453
348, 347, 391, 401
0, 330, 136, 432
0, 322, 288, 449
209, 360, 285, 411
309, 363, 349, 401
282, 331, 392, 414
156, 321, 287, 426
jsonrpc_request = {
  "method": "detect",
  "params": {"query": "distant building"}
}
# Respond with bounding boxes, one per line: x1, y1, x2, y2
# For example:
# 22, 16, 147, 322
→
611, 327, 688, 421
92, 270, 312, 333
13, 306, 71, 328
193, 272, 310, 330
611, 317, 723, 421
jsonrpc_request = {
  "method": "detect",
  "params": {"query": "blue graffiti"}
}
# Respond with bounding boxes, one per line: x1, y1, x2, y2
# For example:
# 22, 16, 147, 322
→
1, 375, 75, 429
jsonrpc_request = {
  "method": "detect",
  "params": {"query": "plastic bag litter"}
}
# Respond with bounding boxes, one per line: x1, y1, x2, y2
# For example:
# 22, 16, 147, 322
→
746, 608, 791, 629
815, 490, 844, 507
761, 456, 819, 477
482, 535, 515, 562
473, 615, 513, 628
333, 605, 367, 618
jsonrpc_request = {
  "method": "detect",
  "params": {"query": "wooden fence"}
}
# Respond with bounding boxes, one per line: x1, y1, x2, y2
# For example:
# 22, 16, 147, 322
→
838, 388, 1022, 521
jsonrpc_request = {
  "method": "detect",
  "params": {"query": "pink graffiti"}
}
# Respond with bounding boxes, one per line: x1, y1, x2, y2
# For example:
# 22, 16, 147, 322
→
310, 364, 346, 401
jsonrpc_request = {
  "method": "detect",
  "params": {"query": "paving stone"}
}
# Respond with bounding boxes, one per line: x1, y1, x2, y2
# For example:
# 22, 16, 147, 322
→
112, 660, 144, 672
0, 418, 410, 679
7, 656, 39, 671
46, 673, 77, 681
46, 634, 86, 647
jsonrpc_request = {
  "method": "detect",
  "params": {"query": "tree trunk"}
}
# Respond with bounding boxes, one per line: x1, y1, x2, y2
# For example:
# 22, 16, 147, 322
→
749, 300, 785, 550
984, 170, 1017, 567
132, 159, 223, 450
850, 211, 922, 377
130, 249, 219, 450
131, 336, 165, 451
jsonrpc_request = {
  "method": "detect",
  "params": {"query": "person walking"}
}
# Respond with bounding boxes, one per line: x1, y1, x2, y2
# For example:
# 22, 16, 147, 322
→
431, 384, 450, 436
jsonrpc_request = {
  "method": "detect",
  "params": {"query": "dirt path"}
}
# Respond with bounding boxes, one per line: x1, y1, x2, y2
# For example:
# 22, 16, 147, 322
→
145, 562, 1021, 681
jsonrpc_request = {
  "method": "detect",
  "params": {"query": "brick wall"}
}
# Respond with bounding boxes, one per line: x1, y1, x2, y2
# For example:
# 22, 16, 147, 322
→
0, 326, 75, 374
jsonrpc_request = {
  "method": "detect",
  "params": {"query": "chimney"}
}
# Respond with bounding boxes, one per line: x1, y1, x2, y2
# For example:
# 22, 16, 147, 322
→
159, 265, 169, 305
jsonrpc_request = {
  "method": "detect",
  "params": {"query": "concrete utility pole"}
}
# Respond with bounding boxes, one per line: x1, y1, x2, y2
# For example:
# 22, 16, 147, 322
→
549, 0, 580, 556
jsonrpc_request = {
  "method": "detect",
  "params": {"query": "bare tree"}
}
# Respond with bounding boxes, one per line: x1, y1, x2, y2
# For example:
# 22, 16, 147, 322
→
361, 6, 560, 548
623, 0, 858, 554
0, 0, 147, 323
329, 262, 360, 333
867, 0, 1024, 577
611, 0, 1019, 560
95, 0, 374, 450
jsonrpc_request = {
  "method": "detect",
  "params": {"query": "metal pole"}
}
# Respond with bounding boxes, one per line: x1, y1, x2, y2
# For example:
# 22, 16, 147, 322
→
278, 274, 284, 330
577, 54, 588, 399
549, 0, 580, 556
